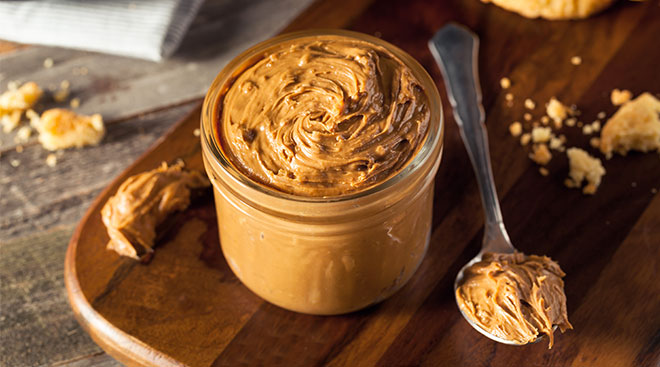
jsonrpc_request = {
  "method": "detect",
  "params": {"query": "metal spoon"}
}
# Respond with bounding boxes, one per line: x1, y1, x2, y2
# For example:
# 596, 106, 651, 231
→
428, 23, 551, 345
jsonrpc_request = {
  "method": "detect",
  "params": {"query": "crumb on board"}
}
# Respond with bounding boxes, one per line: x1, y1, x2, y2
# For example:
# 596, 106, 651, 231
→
10, 159, 20, 167
33, 108, 105, 151
600, 92, 660, 158
15, 126, 32, 143
553, 118, 563, 130
541, 116, 550, 125
70, 98, 81, 109
549, 136, 563, 150
546, 97, 568, 123
597, 111, 606, 120
524, 98, 536, 110
531, 126, 552, 143
565, 118, 576, 127
539, 167, 549, 176
520, 133, 531, 146
529, 143, 552, 165
610, 89, 632, 106
524, 113, 532, 121
46, 153, 58, 167
43, 58, 54, 69
583, 124, 594, 135
505, 93, 514, 102
571, 56, 582, 65
0, 81, 43, 132
193, 128, 201, 137
565, 147, 605, 195
500, 77, 511, 89
590, 137, 601, 148
509, 122, 522, 137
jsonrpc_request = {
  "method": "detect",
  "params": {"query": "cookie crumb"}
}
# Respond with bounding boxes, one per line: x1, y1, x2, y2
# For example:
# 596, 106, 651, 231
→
600, 93, 660, 158
546, 97, 568, 123
529, 143, 552, 165
570, 56, 582, 65
524, 113, 532, 122
524, 98, 536, 110
531, 126, 552, 143
15, 145, 24, 153
565, 118, 576, 127
566, 147, 605, 195
10, 159, 20, 167
500, 77, 511, 89
33, 108, 105, 150
193, 128, 201, 137
70, 98, 81, 109
540, 116, 550, 125
610, 89, 632, 106
520, 133, 531, 146
0, 81, 43, 132
590, 137, 601, 148
549, 137, 563, 150
597, 111, 606, 120
15, 126, 32, 143
43, 58, 54, 69
46, 153, 57, 167
582, 125, 594, 135
539, 167, 549, 176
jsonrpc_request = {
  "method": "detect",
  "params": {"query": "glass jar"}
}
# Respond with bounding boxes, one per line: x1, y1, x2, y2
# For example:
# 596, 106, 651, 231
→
201, 30, 443, 315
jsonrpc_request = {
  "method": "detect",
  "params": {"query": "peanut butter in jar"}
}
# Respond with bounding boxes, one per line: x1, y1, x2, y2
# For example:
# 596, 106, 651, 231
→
201, 30, 444, 315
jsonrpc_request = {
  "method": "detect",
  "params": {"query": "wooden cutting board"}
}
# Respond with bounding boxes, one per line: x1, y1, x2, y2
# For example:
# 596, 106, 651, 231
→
65, 0, 660, 366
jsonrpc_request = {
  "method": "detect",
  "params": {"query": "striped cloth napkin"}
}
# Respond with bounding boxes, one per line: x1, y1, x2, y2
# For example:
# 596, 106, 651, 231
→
0, 0, 205, 61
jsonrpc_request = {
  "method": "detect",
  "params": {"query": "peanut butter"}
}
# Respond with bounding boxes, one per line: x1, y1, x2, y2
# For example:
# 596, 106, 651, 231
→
218, 36, 430, 196
101, 161, 210, 261
456, 252, 572, 348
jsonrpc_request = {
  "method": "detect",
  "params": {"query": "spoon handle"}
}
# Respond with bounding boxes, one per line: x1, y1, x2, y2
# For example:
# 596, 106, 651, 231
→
429, 23, 513, 253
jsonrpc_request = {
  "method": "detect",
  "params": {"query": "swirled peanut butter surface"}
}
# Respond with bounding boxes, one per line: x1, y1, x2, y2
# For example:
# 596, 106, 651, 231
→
456, 252, 572, 348
217, 36, 430, 196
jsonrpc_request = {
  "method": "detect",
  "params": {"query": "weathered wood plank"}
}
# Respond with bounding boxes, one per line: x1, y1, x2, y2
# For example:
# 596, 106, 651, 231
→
0, 0, 315, 150
0, 225, 105, 367
0, 102, 198, 241
50, 352, 121, 367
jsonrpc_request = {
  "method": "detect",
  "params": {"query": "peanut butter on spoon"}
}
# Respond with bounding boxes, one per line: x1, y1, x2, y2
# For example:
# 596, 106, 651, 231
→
456, 252, 572, 348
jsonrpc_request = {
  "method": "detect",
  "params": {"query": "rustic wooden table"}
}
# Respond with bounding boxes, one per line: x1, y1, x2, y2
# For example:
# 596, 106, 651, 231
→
0, 1, 318, 365
2, 0, 659, 366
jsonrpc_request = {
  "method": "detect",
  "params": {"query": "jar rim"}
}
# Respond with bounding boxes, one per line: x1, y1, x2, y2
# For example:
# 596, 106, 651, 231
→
201, 29, 443, 204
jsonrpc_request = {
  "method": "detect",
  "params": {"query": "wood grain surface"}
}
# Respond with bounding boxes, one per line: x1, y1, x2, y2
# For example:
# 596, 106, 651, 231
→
54, 0, 660, 366
0, 1, 315, 365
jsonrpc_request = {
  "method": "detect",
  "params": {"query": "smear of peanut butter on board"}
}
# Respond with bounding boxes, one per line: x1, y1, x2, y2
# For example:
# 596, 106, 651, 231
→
101, 161, 210, 261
